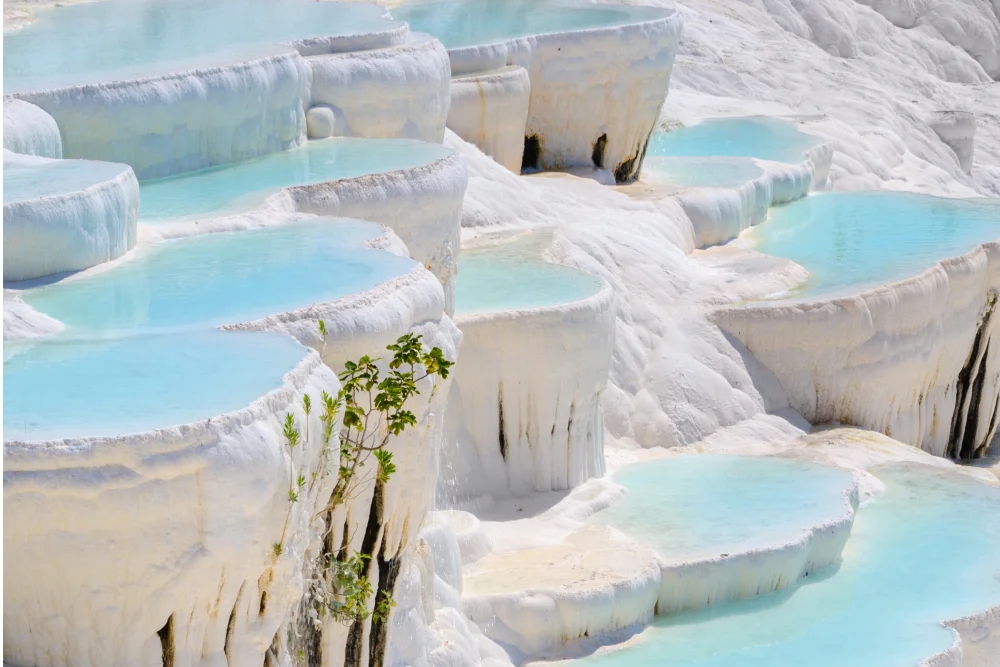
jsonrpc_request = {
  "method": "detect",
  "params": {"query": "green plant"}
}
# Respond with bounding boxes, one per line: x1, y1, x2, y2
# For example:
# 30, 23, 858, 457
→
276, 324, 452, 633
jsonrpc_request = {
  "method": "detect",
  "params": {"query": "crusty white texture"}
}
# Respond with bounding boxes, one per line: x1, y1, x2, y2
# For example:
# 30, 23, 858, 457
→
443, 9, 683, 182
713, 243, 1000, 459
446, 66, 531, 173
446, 283, 616, 500
15, 50, 311, 179
307, 33, 451, 143
3, 151, 139, 282
3, 98, 62, 158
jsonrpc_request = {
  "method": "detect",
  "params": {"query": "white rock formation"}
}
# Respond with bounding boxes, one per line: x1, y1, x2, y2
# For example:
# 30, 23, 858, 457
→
306, 33, 451, 143
929, 110, 977, 174
3, 151, 139, 282
273, 151, 468, 314
443, 9, 683, 182
3, 351, 342, 667
3, 98, 62, 158
445, 283, 616, 500
446, 66, 531, 173
713, 242, 1000, 459
3, 216, 461, 667
16, 49, 311, 179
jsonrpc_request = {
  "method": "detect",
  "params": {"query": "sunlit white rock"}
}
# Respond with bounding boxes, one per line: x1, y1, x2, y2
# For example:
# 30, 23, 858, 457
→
447, 66, 531, 173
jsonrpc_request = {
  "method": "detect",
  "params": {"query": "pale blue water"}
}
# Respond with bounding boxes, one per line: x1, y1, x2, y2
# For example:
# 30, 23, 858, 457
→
455, 236, 603, 314
574, 464, 1000, 667
3, 330, 307, 441
747, 192, 1000, 297
4, 0, 398, 93
23, 219, 415, 332
647, 118, 822, 164
393, 0, 667, 49
138, 138, 452, 219
642, 157, 765, 190
593, 456, 853, 563
3, 158, 129, 203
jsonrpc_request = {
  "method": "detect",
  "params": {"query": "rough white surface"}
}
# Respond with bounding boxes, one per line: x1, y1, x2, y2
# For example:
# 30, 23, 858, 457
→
3, 98, 62, 158
3, 218, 461, 667
445, 282, 616, 500
306, 33, 451, 143
624, 150, 825, 250
713, 242, 1000, 459
929, 110, 977, 174
445, 10, 683, 182
446, 66, 531, 173
3, 151, 139, 282
273, 151, 468, 314
3, 351, 343, 667
15, 49, 310, 179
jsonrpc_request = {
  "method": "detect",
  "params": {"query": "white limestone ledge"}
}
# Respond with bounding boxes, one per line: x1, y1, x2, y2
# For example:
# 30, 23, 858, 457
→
13, 49, 311, 180
451, 470, 857, 659
445, 283, 616, 500
712, 242, 1000, 460
306, 33, 451, 144
3, 351, 343, 667
622, 145, 830, 250
929, 110, 976, 176
2, 98, 62, 158
3, 151, 139, 282
445, 10, 683, 183
447, 66, 531, 174
2, 291, 64, 340
272, 150, 468, 315
4, 241, 462, 666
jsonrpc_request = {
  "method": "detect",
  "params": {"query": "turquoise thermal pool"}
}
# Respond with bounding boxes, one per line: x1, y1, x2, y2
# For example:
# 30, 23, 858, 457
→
3, 157, 131, 203
573, 464, 1000, 667
6, 218, 417, 441
392, 0, 667, 49
3, 0, 398, 94
455, 236, 603, 314
592, 455, 854, 563
3, 330, 307, 441
641, 156, 765, 189
747, 192, 1000, 297
23, 219, 416, 333
138, 138, 453, 221
647, 117, 823, 164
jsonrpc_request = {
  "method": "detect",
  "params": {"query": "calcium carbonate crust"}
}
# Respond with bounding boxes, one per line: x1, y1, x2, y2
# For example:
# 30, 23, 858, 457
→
445, 10, 684, 182
633, 141, 831, 250
446, 283, 616, 500
452, 467, 858, 658
3, 218, 460, 667
2, 98, 62, 158
15, 49, 311, 180
278, 151, 468, 314
306, 33, 451, 143
713, 240, 1000, 459
447, 66, 531, 174
3, 152, 139, 282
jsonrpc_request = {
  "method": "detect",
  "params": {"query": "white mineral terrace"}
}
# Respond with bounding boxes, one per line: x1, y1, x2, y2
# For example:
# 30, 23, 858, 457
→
4, 0, 1000, 666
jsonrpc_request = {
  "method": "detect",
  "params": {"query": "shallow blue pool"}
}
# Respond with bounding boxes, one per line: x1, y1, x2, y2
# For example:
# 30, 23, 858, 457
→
455, 235, 603, 314
24, 219, 415, 332
138, 138, 452, 220
393, 0, 667, 49
641, 156, 765, 190
3, 157, 130, 203
4, 0, 397, 94
747, 192, 1000, 297
592, 456, 853, 564
647, 117, 822, 164
3, 329, 307, 441
573, 464, 1000, 667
